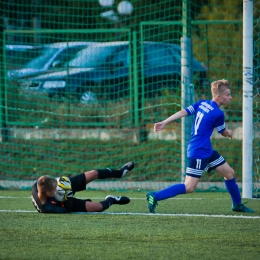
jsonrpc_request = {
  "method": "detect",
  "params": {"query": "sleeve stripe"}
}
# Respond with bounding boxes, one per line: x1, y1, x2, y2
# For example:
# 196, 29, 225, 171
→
216, 123, 226, 131
186, 105, 195, 114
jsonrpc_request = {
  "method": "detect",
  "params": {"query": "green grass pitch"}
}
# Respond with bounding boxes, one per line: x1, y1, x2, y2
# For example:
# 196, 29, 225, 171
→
0, 190, 260, 259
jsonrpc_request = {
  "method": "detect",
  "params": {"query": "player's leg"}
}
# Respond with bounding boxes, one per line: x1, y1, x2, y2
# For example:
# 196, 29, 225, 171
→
66, 198, 103, 212
146, 183, 187, 214
214, 162, 240, 204
96, 161, 135, 180
214, 161, 235, 180
150, 176, 199, 201
69, 162, 135, 193
83, 161, 135, 183
86, 196, 130, 212
67, 196, 130, 212
216, 163, 254, 212
207, 151, 254, 213
85, 201, 103, 212
184, 176, 200, 193
146, 158, 204, 213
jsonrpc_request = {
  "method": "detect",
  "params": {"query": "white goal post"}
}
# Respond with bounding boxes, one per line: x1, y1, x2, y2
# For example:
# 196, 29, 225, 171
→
242, 0, 254, 198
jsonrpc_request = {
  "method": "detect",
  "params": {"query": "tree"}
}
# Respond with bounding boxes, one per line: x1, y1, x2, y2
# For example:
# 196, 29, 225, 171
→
192, 0, 243, 88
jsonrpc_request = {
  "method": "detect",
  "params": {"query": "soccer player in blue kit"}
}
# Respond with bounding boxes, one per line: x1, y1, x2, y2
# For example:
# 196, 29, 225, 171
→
146, 79, 254, 213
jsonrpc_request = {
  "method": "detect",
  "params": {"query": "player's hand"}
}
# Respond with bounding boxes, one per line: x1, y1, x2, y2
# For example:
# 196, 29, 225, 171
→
228, 129, 233, 139
154, 121, 166, 132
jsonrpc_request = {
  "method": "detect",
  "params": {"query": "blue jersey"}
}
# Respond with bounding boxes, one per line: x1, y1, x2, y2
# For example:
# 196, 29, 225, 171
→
185, 100, 226, 158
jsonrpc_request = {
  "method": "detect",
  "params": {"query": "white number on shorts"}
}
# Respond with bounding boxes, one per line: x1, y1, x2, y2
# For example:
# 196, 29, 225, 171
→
196, 159, 202, 169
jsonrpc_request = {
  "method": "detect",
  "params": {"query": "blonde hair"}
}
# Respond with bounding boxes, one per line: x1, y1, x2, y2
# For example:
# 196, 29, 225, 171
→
37, 175, 57, 194
211, 79, 230, 97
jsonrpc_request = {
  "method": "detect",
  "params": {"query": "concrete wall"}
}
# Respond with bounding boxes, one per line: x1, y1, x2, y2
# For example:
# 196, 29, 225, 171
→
1, 122, 258, 142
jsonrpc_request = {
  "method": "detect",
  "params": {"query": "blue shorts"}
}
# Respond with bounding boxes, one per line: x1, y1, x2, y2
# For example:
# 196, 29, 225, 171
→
186, 150, 226, 178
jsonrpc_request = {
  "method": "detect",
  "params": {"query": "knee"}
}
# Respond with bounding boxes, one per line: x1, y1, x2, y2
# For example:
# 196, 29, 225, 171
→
224, 168, 235, 180
84, 170, 98, 182
185, 184, 196, 193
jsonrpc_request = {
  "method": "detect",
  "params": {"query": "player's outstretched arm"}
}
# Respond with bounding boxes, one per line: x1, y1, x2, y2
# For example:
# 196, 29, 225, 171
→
154, 109, 188, 132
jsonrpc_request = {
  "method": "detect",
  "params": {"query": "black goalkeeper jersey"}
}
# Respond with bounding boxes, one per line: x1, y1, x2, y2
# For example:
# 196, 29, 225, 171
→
31, 181, 69, 213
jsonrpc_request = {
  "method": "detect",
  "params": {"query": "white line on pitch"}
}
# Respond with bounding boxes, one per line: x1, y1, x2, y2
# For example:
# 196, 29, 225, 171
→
0, 196, 217, 200
1, 196, 258, 201
0, 210, 259, 219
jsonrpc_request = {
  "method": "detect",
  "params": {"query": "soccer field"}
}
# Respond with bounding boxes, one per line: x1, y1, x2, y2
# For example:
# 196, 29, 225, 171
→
0, 190, 260, 260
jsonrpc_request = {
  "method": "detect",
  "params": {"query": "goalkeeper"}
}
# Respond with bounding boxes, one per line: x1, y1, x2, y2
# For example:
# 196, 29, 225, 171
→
31, 161, 134, 213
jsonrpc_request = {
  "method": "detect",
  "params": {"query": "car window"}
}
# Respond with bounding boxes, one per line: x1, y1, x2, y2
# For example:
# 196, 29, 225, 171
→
17, 45, 89, 70
68, 45, 119, 67
144, 45, 174, 66
25, 48, 59, 69
6, 47, 43, 69
109, 49, 129, 66
56, 46, 87, 64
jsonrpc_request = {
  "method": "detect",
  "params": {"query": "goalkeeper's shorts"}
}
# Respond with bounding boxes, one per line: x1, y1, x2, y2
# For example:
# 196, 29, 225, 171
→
64, 173, 92, 212
70, 173, 87, 193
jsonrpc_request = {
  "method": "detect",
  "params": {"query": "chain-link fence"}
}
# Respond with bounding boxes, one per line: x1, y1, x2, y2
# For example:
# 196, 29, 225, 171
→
0, 0, 258, 194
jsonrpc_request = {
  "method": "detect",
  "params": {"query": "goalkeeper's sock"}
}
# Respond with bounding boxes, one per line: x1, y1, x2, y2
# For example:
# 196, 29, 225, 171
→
97, 162, 134, 179
100, 197, 114, 211
154, 183, 186, 201
99, 200, 113, 211
224, 178, 241, 205
97, 168, 123, 179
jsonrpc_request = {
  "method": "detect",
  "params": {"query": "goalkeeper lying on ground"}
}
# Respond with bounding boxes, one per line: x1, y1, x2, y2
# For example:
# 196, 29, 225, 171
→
31, 161, 134, 213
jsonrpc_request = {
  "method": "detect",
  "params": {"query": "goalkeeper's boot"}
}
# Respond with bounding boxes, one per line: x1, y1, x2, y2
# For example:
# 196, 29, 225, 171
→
105, 195, 130, 205
120, 161, 135, 177
232, 203, 255, 213
146, 192, 158, 214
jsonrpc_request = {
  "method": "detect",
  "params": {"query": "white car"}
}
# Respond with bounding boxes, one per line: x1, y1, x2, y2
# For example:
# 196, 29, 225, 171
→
6, 44, 43, 70
7, 42, 95, 79
21, 41, 208, 103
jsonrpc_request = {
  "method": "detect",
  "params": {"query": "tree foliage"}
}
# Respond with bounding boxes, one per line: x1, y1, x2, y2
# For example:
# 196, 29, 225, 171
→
192, 0, 243, 88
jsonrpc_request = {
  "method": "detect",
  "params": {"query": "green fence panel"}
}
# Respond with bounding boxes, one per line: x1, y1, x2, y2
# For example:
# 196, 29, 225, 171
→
0, 0, 259, 194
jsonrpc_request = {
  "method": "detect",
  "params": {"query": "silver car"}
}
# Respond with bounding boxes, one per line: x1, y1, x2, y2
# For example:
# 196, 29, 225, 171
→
7, 42, 95, 79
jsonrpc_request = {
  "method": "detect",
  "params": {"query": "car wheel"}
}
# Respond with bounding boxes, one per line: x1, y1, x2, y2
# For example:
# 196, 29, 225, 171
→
80, 91, 98, 105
